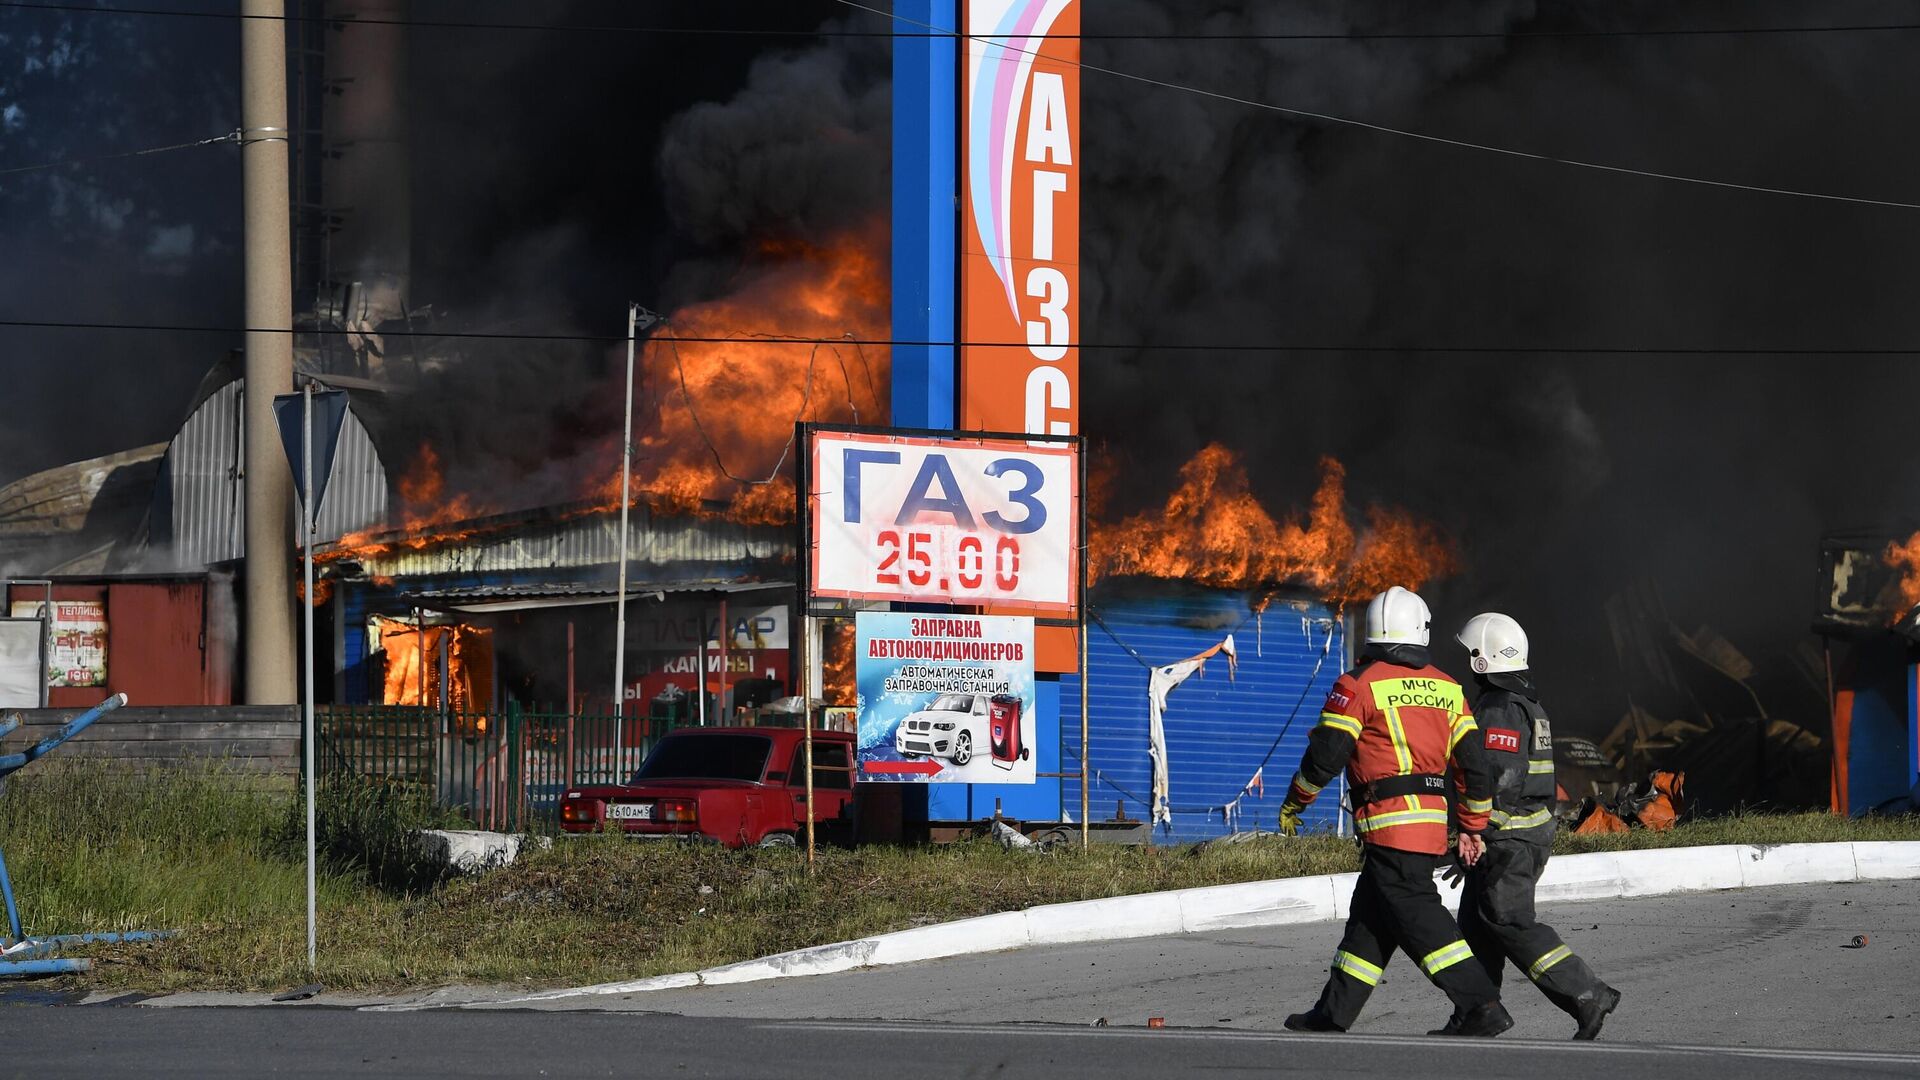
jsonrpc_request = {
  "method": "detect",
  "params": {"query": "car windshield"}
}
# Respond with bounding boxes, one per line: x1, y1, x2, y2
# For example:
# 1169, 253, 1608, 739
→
928, 693, 975, 713
630, 734, 771, 783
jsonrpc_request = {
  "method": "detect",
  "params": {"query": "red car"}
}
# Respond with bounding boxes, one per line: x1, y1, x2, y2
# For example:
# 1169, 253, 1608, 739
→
558, 726, 856, 848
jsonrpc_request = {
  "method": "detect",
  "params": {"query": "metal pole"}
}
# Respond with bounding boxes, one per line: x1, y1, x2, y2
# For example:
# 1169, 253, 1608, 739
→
1078, 440, 1089, 851
566, 620, 576, 788
696, 634, 707, 727
803, 614, 816, 868
613, 302, 637, 768
301, 383, 316, 972
241, 0, 296, 706
415, 607, 426, 712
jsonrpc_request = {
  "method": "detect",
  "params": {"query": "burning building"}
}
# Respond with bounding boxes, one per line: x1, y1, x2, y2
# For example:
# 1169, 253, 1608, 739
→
921, 444, 1458, 844
317, 497, 793, 718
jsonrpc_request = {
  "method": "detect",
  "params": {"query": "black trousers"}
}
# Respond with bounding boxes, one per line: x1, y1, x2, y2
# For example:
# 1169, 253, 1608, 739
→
1315, 844, 1501, 1030
1457, 833, 1607, 1017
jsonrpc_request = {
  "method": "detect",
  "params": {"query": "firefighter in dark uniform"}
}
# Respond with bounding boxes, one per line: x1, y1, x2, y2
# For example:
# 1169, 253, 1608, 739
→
1440, 612, 1621, 1040
1279, 587, 1513, 1038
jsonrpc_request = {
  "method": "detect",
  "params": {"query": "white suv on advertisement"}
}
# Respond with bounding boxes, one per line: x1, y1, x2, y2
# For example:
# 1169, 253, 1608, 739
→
893, 692, 990, 766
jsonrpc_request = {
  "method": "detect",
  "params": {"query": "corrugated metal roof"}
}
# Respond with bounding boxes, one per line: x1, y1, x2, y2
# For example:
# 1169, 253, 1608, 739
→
1061, 588, 1350, 845
354, 504, 788, 578
0, 443, 166, 573
401, 579, 787, 612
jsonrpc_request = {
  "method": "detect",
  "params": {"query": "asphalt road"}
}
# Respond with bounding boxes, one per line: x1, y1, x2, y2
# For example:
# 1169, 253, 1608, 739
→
6, 1009, 1920, 1080
3, 880, 1917, 1078
500, 878, 1920, 1050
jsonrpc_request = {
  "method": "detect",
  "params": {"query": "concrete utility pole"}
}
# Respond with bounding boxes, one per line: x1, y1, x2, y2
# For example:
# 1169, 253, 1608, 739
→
242, 0, 297, 705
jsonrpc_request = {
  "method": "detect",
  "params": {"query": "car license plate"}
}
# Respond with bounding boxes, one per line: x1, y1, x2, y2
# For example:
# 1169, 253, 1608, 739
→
605, 802, 653, 821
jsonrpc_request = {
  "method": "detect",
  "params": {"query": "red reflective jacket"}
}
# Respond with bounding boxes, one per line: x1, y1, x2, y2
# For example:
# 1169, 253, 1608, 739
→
1287, 659, 1492, 855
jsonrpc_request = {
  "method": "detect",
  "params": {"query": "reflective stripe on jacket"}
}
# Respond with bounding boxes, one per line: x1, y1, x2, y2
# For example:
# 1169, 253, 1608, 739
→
1287, 658, 1494, 855
1472, 683, 1556, 838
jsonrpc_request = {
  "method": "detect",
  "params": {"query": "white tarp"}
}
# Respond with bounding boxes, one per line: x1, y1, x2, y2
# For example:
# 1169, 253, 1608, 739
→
1146, 634, 1236, 826
0, 617, 45, 708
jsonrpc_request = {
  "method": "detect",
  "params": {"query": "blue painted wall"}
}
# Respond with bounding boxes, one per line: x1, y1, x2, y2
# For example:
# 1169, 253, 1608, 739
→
890, 0, 957, 433
1843, 636, 1917, 816
1061, 589, 1349, 843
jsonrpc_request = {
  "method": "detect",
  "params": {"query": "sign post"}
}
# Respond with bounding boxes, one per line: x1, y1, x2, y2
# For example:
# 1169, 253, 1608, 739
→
614, 303, 637, 764
796, 432, 815, 868
1078, 443, 1088, 848
273, 385, 346, 974
300, 385, 315, 972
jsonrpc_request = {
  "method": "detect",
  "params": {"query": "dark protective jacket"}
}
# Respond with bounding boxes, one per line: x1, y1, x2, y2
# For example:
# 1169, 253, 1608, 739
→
1470, 671, 1556, 838
1286, 643, 1496, 855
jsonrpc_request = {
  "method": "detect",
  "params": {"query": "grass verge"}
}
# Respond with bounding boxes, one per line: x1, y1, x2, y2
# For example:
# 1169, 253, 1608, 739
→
4, 760, 1918, 993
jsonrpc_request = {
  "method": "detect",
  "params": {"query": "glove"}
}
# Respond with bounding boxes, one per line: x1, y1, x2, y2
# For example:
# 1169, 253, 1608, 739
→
1279, 800, 1304, 836
1440, 858, 1466, 887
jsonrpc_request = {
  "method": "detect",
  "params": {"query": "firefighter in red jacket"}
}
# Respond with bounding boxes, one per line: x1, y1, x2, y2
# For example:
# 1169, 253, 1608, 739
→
1280, 586, 1512, 1038
1440, 612, 1620, 1039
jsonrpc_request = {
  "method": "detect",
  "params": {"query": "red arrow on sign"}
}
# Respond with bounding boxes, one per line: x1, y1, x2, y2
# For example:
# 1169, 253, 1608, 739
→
864, 760, 944, 776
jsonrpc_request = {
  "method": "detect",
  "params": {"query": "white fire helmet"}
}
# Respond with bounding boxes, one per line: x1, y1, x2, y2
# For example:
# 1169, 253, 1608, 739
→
1457, 612, 1529, 674
1364, 586, 1431, 647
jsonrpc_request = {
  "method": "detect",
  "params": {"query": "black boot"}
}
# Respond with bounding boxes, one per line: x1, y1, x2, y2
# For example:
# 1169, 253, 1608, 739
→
1439, 1001, 1513, 1038
1426, 1011, 1465, 1036
1572, 985, 1620, 1041
1283, 1007, 1345, 1033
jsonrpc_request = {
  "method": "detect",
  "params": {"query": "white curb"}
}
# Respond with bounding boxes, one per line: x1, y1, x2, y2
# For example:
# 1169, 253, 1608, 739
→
459, 841, 1920, 1008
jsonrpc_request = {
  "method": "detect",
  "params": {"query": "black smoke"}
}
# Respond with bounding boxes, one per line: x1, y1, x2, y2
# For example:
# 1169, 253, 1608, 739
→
9, 1, 1920, 736
1074, 1, 1920, 726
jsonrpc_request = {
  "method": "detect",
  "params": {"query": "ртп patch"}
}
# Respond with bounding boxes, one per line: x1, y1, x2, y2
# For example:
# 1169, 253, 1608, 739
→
1484, 728, 1521, 753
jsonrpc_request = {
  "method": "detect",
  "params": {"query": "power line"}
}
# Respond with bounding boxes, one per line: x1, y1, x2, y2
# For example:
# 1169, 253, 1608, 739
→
0, 128, 237, 177
5, 2, 1920, 40
842, 0, 1920, 213
2, 317, 1919, 355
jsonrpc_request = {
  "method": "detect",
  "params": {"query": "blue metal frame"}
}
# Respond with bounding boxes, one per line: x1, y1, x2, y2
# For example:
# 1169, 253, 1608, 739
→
1, 694, 174, 976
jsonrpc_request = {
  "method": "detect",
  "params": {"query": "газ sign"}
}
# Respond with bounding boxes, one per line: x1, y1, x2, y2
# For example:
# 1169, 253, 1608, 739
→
808, 428, 1078, 613
960, 0, 1080, 438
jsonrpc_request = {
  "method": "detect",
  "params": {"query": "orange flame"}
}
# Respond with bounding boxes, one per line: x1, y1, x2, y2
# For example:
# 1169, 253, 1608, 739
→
822, 620, 856, 706
1885, 532, 1920, 619
592, 223, 889, 523
302, 229, 887, 598
1092, 445, 1458, 604
320, 441, 495, 566
296, 577, 334, 607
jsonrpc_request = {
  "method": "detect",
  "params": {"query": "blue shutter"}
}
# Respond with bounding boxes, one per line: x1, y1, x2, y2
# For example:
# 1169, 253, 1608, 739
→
1061, 589, 1348, 844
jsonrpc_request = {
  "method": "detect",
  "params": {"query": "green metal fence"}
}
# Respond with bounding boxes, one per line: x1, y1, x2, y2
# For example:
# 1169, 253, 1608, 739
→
316, 705, 688, 832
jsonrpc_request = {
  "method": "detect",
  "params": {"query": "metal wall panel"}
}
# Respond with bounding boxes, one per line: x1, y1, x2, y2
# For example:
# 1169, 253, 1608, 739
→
104, 581, 209, 705
1060, 589, 1348, 844
316, 411, 389, 541
156, 380, 389, 570
164, 381, 244, 570
4, 580, 216, 708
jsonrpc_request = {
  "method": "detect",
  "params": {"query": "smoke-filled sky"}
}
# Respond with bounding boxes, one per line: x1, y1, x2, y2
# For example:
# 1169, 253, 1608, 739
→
5, 1, 1920, 727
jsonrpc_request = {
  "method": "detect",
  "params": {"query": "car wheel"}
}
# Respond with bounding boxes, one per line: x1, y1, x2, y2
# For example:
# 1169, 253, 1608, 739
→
952, 731, 973, 766
757, 832, 797, 848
